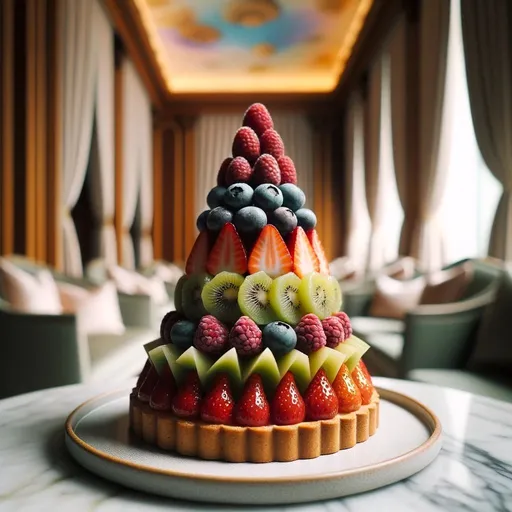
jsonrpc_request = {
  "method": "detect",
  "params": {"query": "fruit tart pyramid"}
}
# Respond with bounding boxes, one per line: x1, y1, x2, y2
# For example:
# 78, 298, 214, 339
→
130, 103, 379, 463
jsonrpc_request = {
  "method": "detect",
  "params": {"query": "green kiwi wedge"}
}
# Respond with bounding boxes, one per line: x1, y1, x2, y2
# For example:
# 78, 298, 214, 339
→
182, 273, 211, 321
201, 271, 244, 324
268, 272, 303, 325
298, 272, 333, 320
238, 271, 277, 325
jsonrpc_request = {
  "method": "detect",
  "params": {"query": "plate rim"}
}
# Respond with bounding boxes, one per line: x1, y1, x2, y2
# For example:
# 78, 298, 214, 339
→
65, 386, 442, 484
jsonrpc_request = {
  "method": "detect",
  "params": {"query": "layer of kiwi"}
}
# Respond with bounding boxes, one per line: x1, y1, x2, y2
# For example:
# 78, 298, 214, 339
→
238, 271, 277, 325
201, 271, 244, 324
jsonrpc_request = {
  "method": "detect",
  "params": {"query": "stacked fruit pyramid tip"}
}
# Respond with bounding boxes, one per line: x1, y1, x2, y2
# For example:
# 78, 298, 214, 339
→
130, 103, 378, 461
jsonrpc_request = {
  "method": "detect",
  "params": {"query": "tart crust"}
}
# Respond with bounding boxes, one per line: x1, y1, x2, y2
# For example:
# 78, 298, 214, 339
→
130, 392, 379, 463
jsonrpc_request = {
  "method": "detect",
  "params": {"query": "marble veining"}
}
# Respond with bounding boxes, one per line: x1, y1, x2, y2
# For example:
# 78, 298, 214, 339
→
0, 378, 511, 512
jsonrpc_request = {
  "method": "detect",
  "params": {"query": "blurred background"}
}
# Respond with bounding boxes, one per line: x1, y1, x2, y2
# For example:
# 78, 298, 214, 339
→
0, 0, 511, 402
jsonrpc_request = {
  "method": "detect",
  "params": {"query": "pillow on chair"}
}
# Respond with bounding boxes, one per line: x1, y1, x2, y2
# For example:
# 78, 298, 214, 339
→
420, 261, 473, 305
0, 258, 62, 314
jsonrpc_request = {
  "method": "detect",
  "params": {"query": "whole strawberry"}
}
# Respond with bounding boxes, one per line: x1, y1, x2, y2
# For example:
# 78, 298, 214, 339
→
137, 364, 159, 402
200, 373, 234, 424
331, 364, 362, 414
277, 156, 297, 185
194, 315, 229, 355
304, 368, 338, 421
232, 126, 260, 164
229, 316, 263, 357
260, 129, 285, 159
321, 316, 345, 348
171, 371, 202, 419
295, 313, 326, 354
217, 157, 233, 186
160, 310, 182, 344
271, 372, 305, 425
225, 156, 253, 185
135, 358, 152, 390
358, 359, 373, 385
333, 311, 353, 340
243, 103, 274, 136
352, 363, 374, 405
234, 374, 270, 426
252, 154, 281, 186
149, 370, 176, 412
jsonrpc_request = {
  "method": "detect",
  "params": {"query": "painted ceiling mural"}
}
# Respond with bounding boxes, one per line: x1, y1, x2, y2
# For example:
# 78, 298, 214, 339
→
134, 0, 373, 93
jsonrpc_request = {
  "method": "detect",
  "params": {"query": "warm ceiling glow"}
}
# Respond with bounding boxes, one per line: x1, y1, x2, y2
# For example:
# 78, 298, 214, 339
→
132, 0, 374, 94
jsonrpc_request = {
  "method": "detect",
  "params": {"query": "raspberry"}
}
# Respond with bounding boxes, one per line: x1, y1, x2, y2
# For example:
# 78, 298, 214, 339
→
225, 156, 253, 185
160, 311, 182, 344
252, 154, 281, 186
277, 156, 297, 185
260, 129, 285, 159
194, 315, 229, 355
229, 316, 263, 357
217, 157, 233, 186
295, 313, 326, 354
334, 311, 352, 340
321, 316, 344, 348
232, 126, 260, 164
242, 103, 274, 136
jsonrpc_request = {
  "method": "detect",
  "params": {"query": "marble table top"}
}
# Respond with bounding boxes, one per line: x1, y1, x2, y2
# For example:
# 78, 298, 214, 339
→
0, 377, 511, 512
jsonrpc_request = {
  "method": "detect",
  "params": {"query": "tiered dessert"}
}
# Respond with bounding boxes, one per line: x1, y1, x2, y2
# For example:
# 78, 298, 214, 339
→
130, 103, 378, 463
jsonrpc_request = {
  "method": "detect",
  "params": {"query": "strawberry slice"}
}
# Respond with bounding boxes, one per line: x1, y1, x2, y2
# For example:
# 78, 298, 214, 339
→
206, 223, 247, 275
234, 374, 270, 426
306, 229, 329, 275
171, 371, 202, 419
271, 372, 305, 425
248, 225, 293, 278
186, 231, 210, 275
304, 368, 338, 420
331, 364, 362, 414
351, 363, 374, 405
287, 227, 319, 278
200, 373, 234, 424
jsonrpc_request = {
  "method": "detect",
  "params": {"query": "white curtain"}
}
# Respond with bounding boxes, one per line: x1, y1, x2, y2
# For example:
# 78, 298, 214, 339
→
60, 0, 97, 276
89, 1, 117, 268
461, 0, 512, 260
273, 114, 315, 208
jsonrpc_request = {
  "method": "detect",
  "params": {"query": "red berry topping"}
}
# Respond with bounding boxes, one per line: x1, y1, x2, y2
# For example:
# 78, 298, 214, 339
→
252, 154, 281, 186
160, 311, 182, 344
135, 358, 152, 390
225, 156, 253, 185
358, 359, 373, 385
217, 157, 233, 187
229, 316, 263, 357
287, 227, 320, 278
306, 229, 329, 275
171, 371, 202, 419
242, 103, 274, 137
271, 372, 306, 425
200, 373, 235, 424
304, 368, 338, 421
194, 315, 229, 355
321, 316, 345, 348
260, 129, 285, 159
331, 364, 362, 414
232, 127, 260, 164
277, 156, 297, 185
248, 224, 293, 278
234, 374, 270, 426
352, 362, 374, 405
149, 372, 176, 411
206, 222, 247, 275
137, 364, 159, 402
295, 313, 326, 354
185, 230, 210, 275
333, 311, 353, 340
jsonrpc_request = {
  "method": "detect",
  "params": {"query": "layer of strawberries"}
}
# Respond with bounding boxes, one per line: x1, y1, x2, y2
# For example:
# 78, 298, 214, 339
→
132, 359, 374, 427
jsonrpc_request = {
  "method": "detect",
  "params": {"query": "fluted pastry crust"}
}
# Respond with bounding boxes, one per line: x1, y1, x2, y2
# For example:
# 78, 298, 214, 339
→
130, 392, 379, 463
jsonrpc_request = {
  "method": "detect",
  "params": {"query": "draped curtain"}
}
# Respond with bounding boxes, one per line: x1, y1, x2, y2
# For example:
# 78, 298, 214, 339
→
60, 0, 97, 276
461, 0, 512, 260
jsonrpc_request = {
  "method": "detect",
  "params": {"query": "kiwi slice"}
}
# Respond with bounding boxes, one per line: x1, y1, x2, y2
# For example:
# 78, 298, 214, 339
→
268, 272, 303, 326
182, 273, 211, 322
201, 271, 244, 324
176, 346, 213, 385
238, 271, 277, 325
327, 275, 343, 313
276, 349, 311, 392
174, 274, 187, 313
298, 272, 333, 320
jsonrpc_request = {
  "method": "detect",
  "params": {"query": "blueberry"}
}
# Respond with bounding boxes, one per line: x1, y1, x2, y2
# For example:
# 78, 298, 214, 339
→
263, 321, 297, 355
207, 207, 233, 231
295, 208, 317, 230
233, 206, 267, 233
224, 183, 254, 210
253, 184, 284, 211
196, 210, 209, 231
268, 207, 297, 235
279, 184, 306, 212
170, 320, 196, 349
207, 186, 227, 209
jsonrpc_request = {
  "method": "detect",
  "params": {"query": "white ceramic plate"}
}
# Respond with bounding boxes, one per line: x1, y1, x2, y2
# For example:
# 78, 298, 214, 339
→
65, 387, 442, 505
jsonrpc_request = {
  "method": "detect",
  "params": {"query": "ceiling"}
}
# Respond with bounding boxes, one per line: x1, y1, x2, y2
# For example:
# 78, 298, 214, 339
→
133, 0, 373, 94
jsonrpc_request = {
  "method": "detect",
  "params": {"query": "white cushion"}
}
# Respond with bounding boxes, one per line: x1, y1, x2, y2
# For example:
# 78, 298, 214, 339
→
351, 316, 405, 335
365, 332, 404, 361
0, 258, 62, 314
